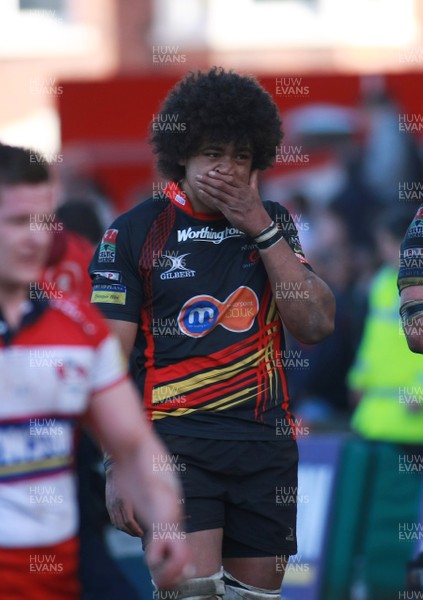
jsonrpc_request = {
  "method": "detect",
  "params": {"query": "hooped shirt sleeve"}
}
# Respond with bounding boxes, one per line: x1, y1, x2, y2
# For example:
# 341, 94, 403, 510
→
89, 213, 143, 323
398, 204, 423, 292
51, 296, 129, 395
90, 334, 128, 394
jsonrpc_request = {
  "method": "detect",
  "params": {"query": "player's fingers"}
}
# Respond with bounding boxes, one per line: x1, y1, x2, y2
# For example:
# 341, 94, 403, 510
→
197, 187, 226, 209
249, 169, 259, 190
207, 170, 239, 187
106, 502, 122, 528
119, 506, 144, 537
147, 540, 194, 589
109, 503, 144, 537
196, 173, 240, 199
196, 179, 232, 203
109, 506, 124, 530
197, 190, 236, 222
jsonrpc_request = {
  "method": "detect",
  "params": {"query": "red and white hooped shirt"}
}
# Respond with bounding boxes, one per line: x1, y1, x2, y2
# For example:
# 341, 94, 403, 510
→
0, 296, 126, 550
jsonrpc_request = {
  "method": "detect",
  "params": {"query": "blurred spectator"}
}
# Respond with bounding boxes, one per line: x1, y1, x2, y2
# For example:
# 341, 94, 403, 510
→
348, 209, 423, 438
57, 173, 117, 232
359, 82, 423, 207
57, 199, 104, 245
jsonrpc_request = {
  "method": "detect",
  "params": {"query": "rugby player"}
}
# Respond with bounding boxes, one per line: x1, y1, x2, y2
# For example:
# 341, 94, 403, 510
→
0, 143, 192, 599
90, 68, 335, 600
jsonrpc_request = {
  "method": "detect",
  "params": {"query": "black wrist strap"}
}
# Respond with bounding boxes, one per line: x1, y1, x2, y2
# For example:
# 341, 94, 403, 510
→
256, 228, 284, 250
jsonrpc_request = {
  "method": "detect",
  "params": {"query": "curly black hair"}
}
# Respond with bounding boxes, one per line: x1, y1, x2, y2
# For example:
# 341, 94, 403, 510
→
150, 67, 283, 182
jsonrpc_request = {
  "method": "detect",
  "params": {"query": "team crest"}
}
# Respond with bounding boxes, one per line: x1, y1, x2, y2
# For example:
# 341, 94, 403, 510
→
98, 229, 118, 263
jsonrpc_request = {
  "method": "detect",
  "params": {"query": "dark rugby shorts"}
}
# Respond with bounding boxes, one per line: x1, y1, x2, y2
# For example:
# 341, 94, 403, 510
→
159, 434, 298, 557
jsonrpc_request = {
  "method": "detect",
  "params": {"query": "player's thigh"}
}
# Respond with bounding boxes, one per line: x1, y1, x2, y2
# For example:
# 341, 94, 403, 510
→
223, 555, 287, 589
186, 528, 224, 577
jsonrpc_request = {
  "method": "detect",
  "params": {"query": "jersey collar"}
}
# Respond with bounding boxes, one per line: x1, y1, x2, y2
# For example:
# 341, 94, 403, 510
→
164, 182, 224, 221
0, 297, 49, 346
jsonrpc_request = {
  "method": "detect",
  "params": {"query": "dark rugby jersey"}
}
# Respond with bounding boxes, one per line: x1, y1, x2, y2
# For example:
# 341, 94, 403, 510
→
398, 204, 423, 292
89, 183, 311, 440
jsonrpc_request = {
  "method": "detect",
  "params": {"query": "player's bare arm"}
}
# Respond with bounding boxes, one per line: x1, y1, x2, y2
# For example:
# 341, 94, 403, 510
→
400, 285, 423, 354
196, 169, 335, 344
87, 377, 193, 588
100, 319, 149, 537
107, 318, 138, 359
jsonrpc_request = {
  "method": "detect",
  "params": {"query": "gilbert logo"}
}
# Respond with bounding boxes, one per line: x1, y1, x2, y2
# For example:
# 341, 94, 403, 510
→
160, 254, 196, 280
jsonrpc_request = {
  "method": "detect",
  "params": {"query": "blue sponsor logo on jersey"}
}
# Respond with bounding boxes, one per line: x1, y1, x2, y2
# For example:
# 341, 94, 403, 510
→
178, 287, 258, 337
179, 299, 219, 336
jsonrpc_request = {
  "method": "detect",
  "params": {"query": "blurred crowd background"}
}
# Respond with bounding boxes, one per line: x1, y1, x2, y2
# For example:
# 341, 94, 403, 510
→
1, 1, 423, 599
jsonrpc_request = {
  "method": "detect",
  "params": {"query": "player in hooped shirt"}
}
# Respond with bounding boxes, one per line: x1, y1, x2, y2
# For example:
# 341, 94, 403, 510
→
0, 143, 192, 599
90, 68, 335, 600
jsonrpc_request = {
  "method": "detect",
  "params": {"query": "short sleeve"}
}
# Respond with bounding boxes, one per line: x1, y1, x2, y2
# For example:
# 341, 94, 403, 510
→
89, 215, 143, 323
49, 297, 129, 391
90, 334, 128, 393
